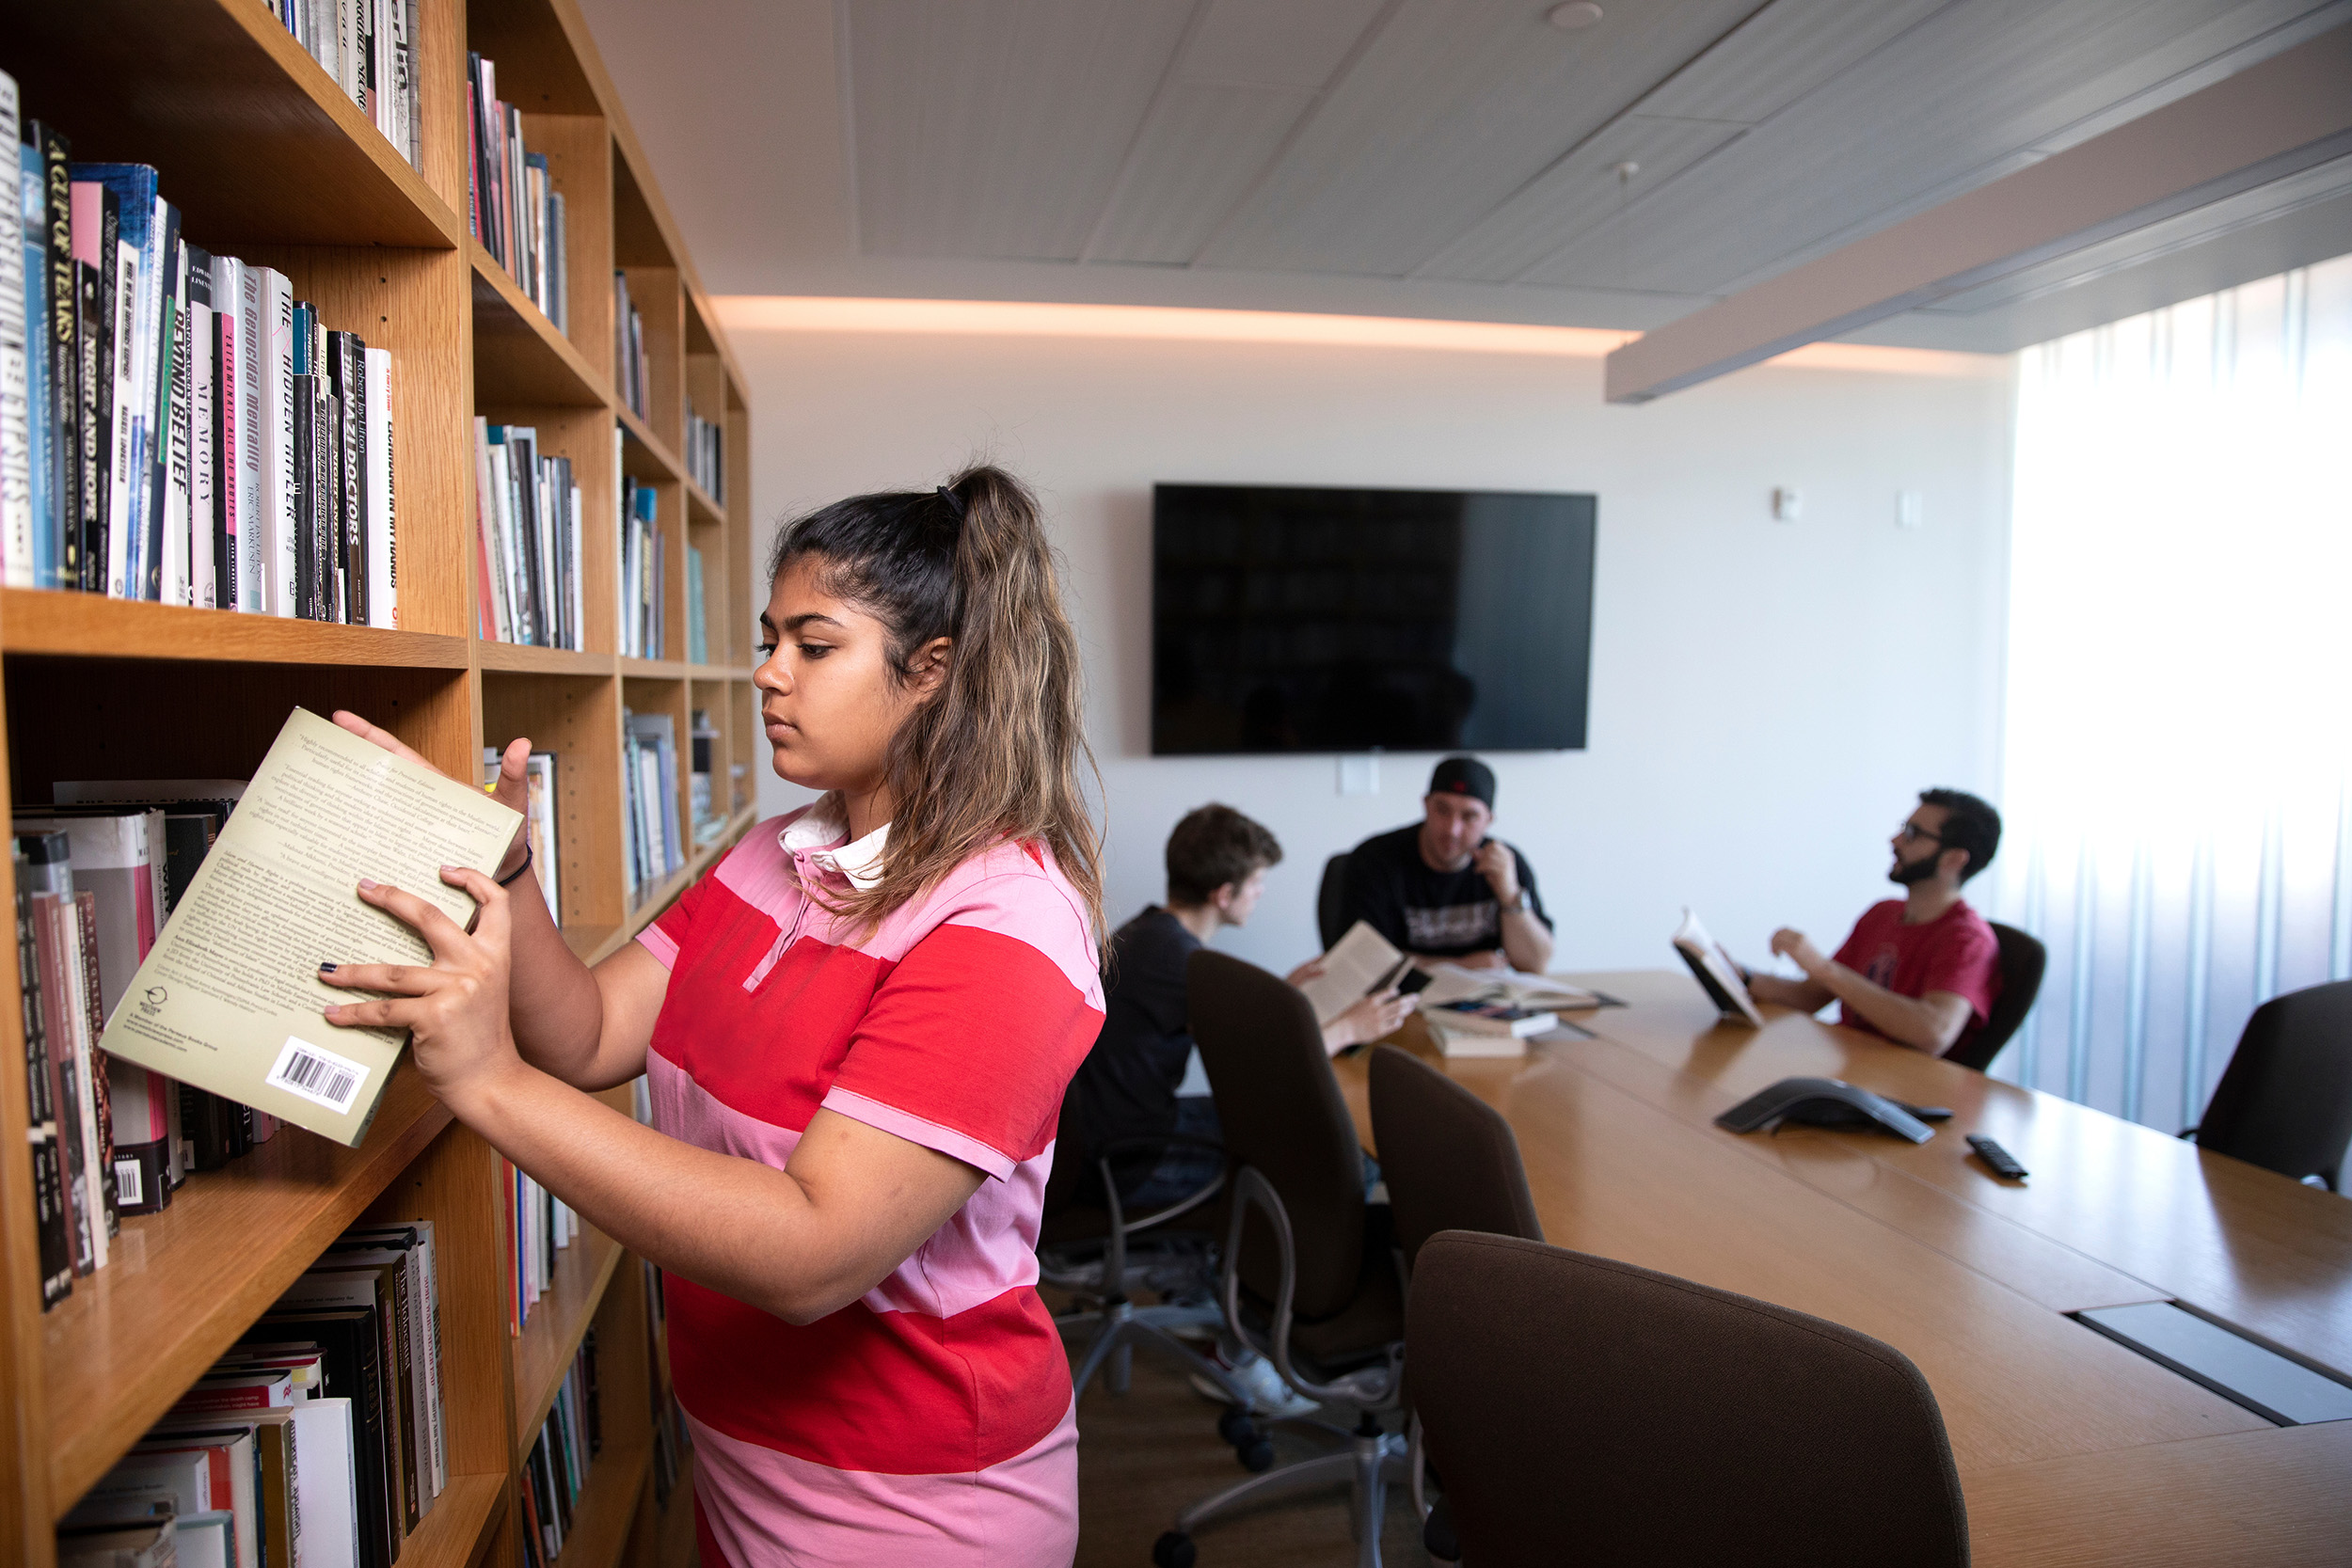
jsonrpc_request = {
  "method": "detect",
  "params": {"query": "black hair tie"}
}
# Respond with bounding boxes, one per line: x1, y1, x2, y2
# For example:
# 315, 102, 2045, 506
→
936, 484, 966, 520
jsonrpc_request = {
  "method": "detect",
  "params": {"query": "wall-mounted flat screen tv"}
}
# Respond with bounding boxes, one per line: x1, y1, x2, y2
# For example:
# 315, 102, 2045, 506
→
1152, 483, 1597, 755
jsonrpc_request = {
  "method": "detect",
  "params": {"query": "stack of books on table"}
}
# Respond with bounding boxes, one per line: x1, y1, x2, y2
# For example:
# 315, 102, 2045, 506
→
621, 711, 684, 907
56, 1217, 448, 1568
465, 54, 566, 332
261, 0, 421, 172
519, 1333, 601, 1568
618, 476, 665, 658
11, 780, 283, 1310
686, 401, 723, 500
1, 87, 401, 623
471, 420, 582, 648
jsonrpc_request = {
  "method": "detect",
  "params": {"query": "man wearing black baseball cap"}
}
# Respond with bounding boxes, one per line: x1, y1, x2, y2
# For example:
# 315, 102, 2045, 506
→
1336, 756, 1554, 973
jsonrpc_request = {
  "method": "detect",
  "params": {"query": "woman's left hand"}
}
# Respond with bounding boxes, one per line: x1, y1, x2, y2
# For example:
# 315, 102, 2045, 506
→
319, 866, 522, 1116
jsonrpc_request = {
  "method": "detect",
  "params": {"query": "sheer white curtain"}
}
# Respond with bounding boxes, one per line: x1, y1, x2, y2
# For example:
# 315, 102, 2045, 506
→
1992, 255, 2352, 1128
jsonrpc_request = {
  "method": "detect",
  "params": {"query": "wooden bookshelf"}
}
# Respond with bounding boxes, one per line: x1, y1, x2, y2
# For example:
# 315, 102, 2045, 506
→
0, 1, 756, 1563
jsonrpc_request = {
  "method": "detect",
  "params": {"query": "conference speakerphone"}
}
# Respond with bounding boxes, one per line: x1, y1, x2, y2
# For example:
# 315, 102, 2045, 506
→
1713, 1077, 1950, 1143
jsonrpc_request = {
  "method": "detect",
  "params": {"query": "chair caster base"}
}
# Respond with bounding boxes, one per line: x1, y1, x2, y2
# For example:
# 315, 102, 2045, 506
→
1152, 1529, 1197, 1567
1216, 1408, 1254, 1447
1235, 1436, 1275, 1471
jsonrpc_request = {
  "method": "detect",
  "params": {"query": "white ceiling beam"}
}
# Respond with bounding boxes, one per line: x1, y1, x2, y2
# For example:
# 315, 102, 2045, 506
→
1601, 22, 2352, 404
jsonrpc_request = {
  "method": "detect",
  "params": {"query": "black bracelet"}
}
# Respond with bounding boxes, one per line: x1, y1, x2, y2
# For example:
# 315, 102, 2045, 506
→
496, 843, 534, 888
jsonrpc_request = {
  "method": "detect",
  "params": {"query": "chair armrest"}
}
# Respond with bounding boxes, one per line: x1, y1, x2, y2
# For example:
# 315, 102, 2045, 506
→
1093, 1134, 1226, 1237
1219, 1164, 1402, 1409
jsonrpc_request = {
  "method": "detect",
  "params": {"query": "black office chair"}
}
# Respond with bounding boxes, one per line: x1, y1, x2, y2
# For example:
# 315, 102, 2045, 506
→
1367, 1045, 1546, 1558
2183, 979, 2352, 1192
1945, 921, 2046, 1072
1406, 1230, 1969, 1568
1155, 949, 1409, 1568
1368, 1045, 1543, 1269
1037, 1090, 1246, 1405
1316, 851, 1351, 951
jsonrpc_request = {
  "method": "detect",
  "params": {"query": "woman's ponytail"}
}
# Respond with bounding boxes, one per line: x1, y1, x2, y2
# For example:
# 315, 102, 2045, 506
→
768, 464, 1104, 940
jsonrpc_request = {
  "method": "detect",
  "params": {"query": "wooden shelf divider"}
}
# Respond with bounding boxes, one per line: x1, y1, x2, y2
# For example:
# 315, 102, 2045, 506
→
0, 0, 757, 1562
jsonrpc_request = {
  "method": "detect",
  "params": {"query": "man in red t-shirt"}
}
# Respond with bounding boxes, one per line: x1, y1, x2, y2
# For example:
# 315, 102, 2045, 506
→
1746, 789, 2005, 1057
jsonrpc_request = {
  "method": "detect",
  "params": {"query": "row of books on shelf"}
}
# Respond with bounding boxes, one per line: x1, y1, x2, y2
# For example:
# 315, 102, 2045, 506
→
624, 712, 687, 908
56, 1217, 448, 1568
465, 53, 567, 334
630, 1090, 690, 1510
12, 780, 271, 1309
471, 420, 584, 650
614, 272, 651, 422
262, 0, 423, 174
520, 1333, 602, 1568
685, 403, 723, 503
507, 1154, 580, 1337
0, 84, 400, 623
621, 473, 666, 658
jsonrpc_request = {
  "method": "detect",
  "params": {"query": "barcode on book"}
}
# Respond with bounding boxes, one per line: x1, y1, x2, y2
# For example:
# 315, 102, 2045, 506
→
265, 1037, 370, 1114
114, 1159, 142, 1206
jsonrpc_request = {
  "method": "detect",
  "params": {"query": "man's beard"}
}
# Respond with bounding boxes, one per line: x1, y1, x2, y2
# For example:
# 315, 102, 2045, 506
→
1888, 847, 1941, 886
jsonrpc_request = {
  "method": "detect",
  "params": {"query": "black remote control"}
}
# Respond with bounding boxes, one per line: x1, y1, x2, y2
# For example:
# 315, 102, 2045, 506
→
1967, 1134, 2028, 1180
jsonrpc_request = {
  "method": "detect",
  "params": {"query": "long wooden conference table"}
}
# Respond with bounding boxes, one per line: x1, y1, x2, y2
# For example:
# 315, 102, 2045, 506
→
1331, 971, 2352, 1566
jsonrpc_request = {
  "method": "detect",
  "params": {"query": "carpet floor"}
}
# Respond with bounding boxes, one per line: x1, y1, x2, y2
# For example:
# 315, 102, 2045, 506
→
1069, 1340, 1426, 1568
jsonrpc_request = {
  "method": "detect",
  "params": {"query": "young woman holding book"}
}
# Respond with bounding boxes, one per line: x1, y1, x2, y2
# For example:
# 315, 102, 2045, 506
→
320, 466, 1104, 1565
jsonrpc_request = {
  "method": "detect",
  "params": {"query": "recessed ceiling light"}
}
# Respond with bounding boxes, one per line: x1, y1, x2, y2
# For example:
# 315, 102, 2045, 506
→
1548, 3, 1603, 30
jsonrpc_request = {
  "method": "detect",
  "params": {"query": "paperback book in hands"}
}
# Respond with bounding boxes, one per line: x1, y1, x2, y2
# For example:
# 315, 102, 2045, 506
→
97, 708, 521, 1146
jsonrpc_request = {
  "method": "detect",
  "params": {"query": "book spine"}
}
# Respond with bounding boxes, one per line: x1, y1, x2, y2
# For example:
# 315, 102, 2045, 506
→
60, 894, 114, 1256
140, 205, 180, 601
236, 262, 262, 610
212, 260, 236, 607
291, 366, 313, 621
35, 128, 80, 594
74, 894, 128, 1234
165, 235, 191, 605
104, 233, 135, 597
187, 247, 214, 610
83, 187, 119, 597
363, 346, 394, 628
262, 268, 296, 617
69, 184, 102, 599
30, 896, 94, 1274
20, 145, 53, 591
0, 74, 26, 590
314, 373, 336, 621
16, 874, 73, 1307
337, 332, 364, 626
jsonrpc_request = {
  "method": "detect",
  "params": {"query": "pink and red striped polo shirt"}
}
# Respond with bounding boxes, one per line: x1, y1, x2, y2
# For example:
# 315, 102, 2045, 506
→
636, 802, 1104, 1566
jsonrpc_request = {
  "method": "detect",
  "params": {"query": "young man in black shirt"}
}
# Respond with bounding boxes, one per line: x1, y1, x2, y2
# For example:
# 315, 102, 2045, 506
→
1073, 804, 1409, 1209
1340, 755, 1555, 973
1069, 804, 1409, 1418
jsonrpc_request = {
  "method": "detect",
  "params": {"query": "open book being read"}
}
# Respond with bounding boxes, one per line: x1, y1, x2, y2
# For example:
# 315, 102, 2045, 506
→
1295, 921, 1417, 1027
1672, 908, 1765, 1028
97, 708, 523, 1147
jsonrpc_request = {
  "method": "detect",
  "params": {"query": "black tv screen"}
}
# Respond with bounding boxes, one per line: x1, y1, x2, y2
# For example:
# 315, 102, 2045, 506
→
1152, 483, 1596, 755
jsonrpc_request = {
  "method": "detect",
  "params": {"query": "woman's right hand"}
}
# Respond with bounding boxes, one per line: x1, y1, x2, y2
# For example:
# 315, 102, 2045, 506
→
334, 709, 534, 877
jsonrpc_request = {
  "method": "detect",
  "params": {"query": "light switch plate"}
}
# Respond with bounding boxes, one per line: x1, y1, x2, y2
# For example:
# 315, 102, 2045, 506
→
1339, 755, 1380, 796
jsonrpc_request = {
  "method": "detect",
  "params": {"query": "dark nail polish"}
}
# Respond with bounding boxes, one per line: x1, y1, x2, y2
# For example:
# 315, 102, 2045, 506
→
319, 962, 337, 973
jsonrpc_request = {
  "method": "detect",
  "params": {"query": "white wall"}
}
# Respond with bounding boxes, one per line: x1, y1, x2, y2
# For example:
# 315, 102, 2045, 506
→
727, 322, 2013, 977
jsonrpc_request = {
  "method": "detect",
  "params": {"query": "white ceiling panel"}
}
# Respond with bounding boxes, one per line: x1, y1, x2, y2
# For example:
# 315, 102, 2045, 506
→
1414, 115, 1747, 284
1178, 0, 1392, 89
1634, 0, 1952, 125
848, 0, 1195, 260
1192, 0, 1767, 277
1521, 0, 2346, 295
1085, 83, 1318, 264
